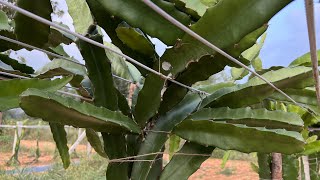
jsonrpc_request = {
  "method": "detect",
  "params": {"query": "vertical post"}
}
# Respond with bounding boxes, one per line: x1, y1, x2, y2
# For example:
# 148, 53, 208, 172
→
317, 157, 319, 175
12, 121, 22, 155
0, 112, 2, 135
86, 142, 92, 158
298, 157, 302, 180
12, 128, 17, 155
78, 128, 81, 137
302, 156, 311, 180
272, 153, 282, 180
35, 121, 41, 160
0, 112, 2, 125
17, 121, 22, 137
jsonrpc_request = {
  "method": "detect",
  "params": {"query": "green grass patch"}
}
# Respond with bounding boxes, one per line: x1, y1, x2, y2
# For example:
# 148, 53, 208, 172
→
0, 154, 108, 180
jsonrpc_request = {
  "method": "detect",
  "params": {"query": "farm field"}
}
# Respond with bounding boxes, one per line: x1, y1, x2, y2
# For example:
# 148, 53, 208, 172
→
0, 140, 258, 179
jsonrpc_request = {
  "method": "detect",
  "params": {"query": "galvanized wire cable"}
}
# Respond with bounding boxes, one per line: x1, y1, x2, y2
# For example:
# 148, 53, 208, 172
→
0, 71, 92, 101
0, 35, 84, 65
142, 0, 298, 104
304, 0, 320, 107
108, 152, 213, 163
0, 0, 208, 95
0, 71, 27, 79
0, 35, 134, 84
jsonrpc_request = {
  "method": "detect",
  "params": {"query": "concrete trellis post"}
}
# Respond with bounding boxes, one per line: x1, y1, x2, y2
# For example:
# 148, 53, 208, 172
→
12, 121, 22, 155
302, 156, 311, 180
86, 142, 92, 158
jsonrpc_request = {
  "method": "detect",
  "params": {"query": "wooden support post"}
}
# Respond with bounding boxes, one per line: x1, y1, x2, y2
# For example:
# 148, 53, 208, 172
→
272, 153, 282, 180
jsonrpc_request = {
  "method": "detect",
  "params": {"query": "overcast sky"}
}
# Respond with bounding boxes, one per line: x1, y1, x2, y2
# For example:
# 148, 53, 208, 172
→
13, 0, 320, 71
260, 0, 320, 68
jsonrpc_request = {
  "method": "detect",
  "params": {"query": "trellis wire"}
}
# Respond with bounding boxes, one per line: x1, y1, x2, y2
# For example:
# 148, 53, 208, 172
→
108, 152, 213, 163
0, 35, 83, 66
0, 0, 209, 96
0, 124, 75, 129
0, 35, 135, 84
141, 0, 298, 105
308, 158, 320, 161
0, 71, 93, 101
309, 162, 320, 165
110, 158, 163, 163
0, 71, 28, 79
143, 130, 171, 134
0, 71, 79, 91
0, 71, 133, 102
